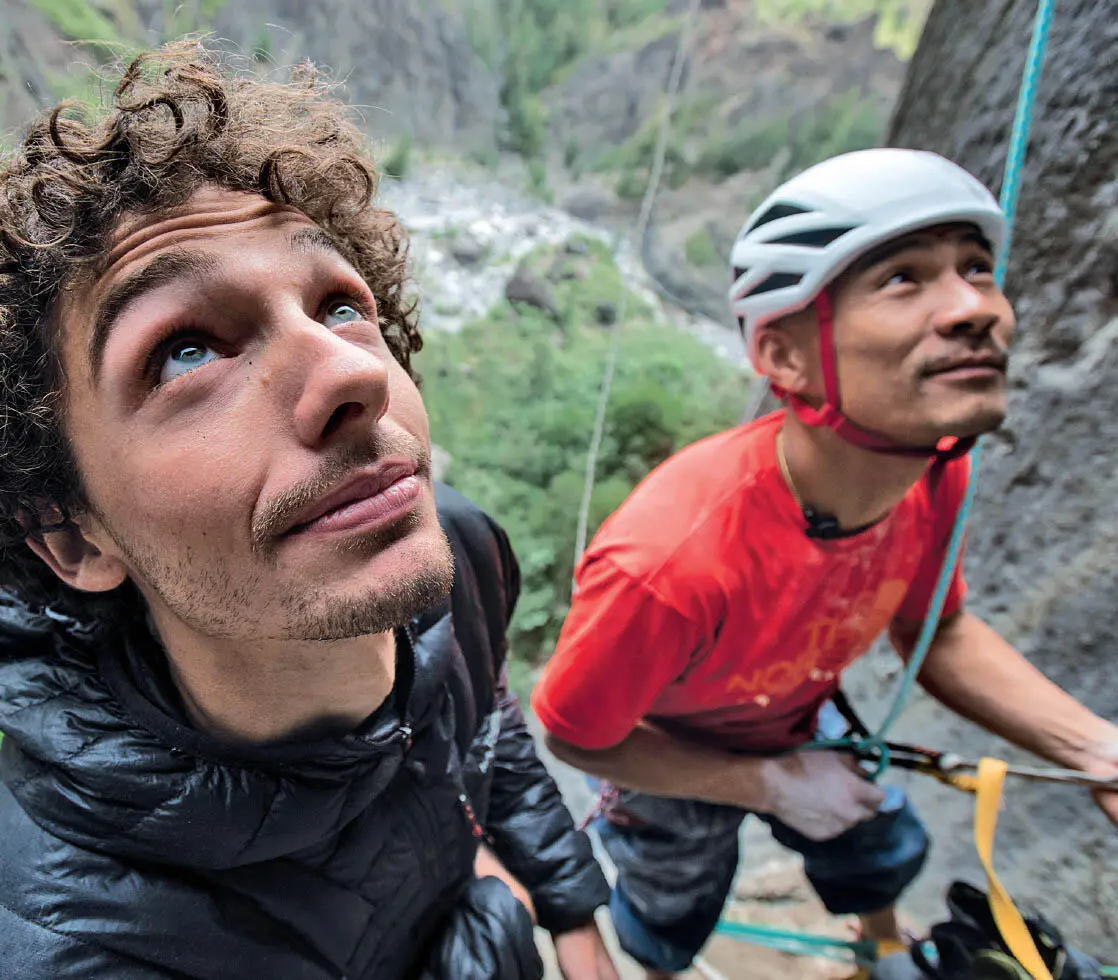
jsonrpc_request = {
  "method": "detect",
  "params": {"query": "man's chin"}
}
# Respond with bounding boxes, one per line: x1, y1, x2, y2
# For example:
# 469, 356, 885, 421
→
281, 526, 455, 641
947, 404, 1008, 440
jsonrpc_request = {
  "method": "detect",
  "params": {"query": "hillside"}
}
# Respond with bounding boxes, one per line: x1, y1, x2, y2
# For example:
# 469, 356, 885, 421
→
0, 0, 929, 319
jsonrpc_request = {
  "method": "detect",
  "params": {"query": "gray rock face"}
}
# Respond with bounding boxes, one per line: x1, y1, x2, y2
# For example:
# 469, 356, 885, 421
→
841, 0, 1118, 958
0, 0, 500, 151
0, 0, 94, 136
450, 232, 488, 267
561, 184, 618, 223
206, 0, 500, 149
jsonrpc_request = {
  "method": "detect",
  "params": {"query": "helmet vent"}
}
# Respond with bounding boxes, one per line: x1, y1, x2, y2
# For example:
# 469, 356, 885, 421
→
746, 272, 804, 296
765, 226, 856, 248
746, 203, 812, 233
732, 266, 750, 281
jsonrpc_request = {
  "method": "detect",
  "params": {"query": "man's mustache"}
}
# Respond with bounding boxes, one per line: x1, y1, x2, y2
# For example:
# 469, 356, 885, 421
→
251, 436, 430, 552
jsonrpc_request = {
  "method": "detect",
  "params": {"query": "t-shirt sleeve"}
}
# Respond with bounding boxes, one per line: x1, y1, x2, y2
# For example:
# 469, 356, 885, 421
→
893, 455, 971, 626
531, 555, 697, 750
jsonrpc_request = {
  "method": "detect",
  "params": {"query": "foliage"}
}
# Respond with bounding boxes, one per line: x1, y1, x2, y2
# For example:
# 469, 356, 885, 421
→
26, 0, 121, 48
595, 106, 690, 199
381, 132, 413, 180
161, 0, 227, 42
684, 227, 720, 268
696, 116, 791, 180
419, 237, 747, 660
563, 136, 581, 172
754, 0, 933, 60
251, 25, 273, 63
526, 157, 551, 201
696, 90, 883, 181
488, 0, 684, 161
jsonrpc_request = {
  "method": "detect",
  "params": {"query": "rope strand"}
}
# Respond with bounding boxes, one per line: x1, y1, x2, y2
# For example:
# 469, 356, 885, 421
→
572, 0, 703, 571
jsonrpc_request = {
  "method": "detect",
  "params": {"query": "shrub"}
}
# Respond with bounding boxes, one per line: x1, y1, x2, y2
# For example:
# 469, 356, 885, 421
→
684, 227, 721, 268
381, 132, 413, 180
419, 239, 748, 659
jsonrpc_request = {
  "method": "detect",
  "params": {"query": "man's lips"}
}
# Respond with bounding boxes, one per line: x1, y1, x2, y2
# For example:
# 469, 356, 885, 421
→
283, 460, 420, 537
923, 353, 1008, 378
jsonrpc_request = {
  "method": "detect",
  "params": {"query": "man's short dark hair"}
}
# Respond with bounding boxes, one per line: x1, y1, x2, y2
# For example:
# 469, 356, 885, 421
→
0, 40, 422, 612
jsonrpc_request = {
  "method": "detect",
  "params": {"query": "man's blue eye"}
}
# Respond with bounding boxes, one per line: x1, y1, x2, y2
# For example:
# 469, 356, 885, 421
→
325, 302, 364, 325
160, 341, 220, 384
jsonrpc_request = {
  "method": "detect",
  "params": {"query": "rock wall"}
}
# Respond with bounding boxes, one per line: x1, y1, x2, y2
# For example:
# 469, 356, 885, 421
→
0, 0, 500, 151
203, 0, 500, 149
843, 0, 1118, 955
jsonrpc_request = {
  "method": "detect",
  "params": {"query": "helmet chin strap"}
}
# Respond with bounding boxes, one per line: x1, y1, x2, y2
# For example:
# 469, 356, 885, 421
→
769, 291, 975, 461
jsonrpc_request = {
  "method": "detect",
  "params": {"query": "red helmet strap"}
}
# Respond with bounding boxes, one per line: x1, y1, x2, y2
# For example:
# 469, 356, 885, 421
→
769, 292, 974, 461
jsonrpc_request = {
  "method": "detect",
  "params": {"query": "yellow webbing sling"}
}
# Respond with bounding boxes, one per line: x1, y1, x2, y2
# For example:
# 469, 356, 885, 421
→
974, 758, 1053, 980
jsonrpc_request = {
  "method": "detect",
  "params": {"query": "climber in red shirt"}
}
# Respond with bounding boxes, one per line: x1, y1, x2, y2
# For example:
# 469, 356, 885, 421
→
532, 148, 1118, 980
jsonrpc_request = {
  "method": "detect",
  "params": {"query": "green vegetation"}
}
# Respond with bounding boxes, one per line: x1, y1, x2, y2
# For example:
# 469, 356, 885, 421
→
696, 90, 884, 181
754, 0, 933, 59
381, 132, 413, 180
483, 0, 685, 161
526, 157, 552, 201
251, 25, 273, 63
161, 0, 228, 44
593, 107, 690, 192
27, 0, 121, 47
419, 237, 747, 659
684, 227, 720, 268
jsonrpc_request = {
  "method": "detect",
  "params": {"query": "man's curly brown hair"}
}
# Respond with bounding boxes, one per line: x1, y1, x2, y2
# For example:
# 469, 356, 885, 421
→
0, 40, 422, 612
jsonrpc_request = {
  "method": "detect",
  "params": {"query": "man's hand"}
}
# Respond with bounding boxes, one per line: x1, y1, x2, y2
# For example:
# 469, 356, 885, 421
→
1079, 732, 1118, 827
757, 750, 886, 841
553, 921, 621, 980
474, 844, 536, 925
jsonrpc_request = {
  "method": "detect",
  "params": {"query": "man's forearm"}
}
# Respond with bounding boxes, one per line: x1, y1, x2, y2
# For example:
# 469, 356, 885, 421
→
544, 722, 776, 811
897, 611, 1116, 769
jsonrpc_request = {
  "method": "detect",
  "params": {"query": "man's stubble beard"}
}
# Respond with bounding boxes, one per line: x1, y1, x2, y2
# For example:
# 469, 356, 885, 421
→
100, 508, 455, 643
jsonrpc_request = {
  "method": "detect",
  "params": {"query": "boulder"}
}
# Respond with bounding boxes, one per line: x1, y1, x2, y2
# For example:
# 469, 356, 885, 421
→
505, 261, 560, 319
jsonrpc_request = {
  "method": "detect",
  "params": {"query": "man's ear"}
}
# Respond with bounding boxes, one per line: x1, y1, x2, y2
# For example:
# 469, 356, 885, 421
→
753, 310, 818, 395
25, 519, 128, 593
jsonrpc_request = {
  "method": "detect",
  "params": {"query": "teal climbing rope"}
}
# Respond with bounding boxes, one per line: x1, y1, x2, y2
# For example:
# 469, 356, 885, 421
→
811, 0, 1058, 767
713, 920, 879, 967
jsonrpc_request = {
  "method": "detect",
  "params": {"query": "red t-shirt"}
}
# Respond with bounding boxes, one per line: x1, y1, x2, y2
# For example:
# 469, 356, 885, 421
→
532, 410, 969, 753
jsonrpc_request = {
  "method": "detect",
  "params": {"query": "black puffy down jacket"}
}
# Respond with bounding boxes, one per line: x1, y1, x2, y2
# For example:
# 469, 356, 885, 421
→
0, 484, 608, 979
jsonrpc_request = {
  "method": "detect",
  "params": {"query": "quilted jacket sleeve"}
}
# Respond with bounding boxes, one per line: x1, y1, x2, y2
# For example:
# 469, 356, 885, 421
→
486, 668, 611, 935
416, 877, 543, 980
480, 515, 611, 936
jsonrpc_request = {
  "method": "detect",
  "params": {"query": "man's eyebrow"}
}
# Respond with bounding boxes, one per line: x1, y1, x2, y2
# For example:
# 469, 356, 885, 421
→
845, 228, 994, 280
288, 227, 344, 258
89, 249, 221, 379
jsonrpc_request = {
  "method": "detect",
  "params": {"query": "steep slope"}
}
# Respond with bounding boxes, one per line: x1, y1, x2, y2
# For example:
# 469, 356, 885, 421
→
543, 0, 929, 324
842, 0, 1118, 956
0, 0, 501, 150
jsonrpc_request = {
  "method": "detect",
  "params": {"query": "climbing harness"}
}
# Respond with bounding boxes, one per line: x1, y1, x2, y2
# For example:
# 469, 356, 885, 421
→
573, 0, 703, 567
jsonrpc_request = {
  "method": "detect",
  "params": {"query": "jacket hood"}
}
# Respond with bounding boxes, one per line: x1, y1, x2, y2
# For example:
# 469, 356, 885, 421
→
0, 592, 419, 871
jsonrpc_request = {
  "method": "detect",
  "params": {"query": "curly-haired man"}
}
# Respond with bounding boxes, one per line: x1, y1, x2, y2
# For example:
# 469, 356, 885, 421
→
0, 42, 616, 980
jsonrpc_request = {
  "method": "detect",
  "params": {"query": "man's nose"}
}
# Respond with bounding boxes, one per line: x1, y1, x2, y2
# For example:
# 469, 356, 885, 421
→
271, 315, 391, 448
932, 273, 1003, 338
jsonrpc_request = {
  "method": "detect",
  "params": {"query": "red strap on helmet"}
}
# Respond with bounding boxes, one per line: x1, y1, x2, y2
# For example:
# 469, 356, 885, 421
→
771, 292, 975, 461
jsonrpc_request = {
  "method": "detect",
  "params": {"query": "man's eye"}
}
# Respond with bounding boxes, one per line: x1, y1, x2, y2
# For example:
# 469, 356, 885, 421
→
159, 341, 221, 384
967, 259, 995, 278
324, 300, 366, 326
883, 269, 916, 288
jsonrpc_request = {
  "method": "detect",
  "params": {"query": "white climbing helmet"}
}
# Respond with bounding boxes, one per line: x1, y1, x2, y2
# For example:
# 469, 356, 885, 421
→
729, 147, 1008, 368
